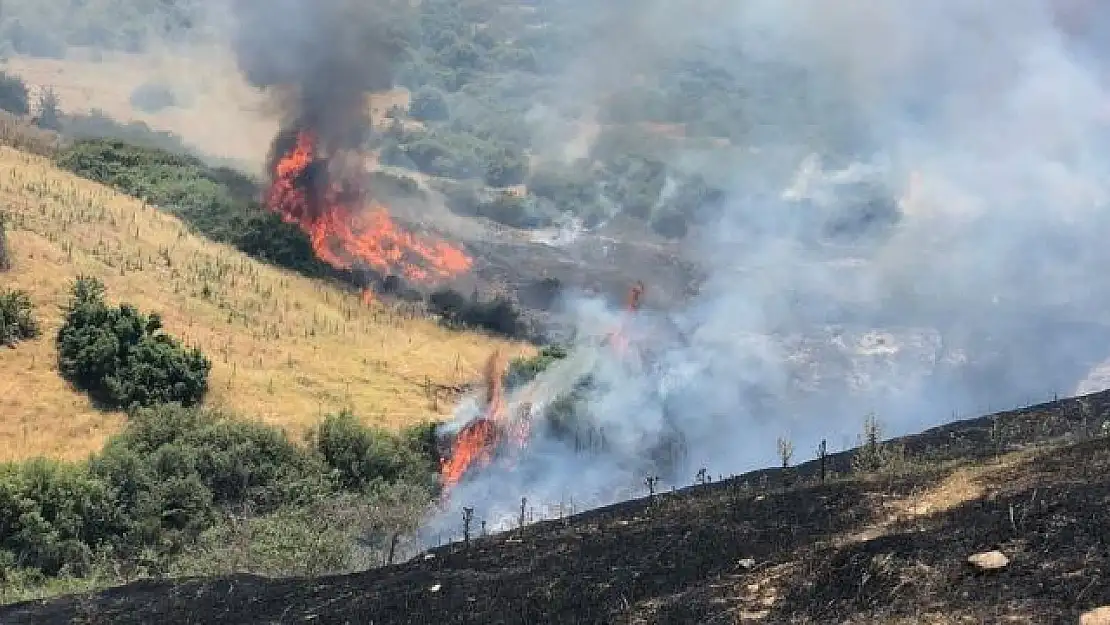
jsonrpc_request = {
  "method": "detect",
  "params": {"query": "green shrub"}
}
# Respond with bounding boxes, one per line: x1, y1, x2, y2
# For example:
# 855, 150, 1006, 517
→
56, 276, 211, 409
0, 71, 29, 116
409, 86, 450, 122
314, 411, 438, 492
0, 459, 123, 576
475, 192, 551, 229
129, 82, 177, 113
651, 211, 689, 239
3, 20, 66, 59
168, 501, 359, 578
506, 344, 568, 389
428, 287, 525, 338
55, 139, 343, 281
33, 86, 62, 131
0, 288, 40, 347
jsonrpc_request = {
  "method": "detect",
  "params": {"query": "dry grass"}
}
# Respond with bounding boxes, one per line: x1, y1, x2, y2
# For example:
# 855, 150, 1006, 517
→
0, 146, 532, 462
5, 48, 275, 169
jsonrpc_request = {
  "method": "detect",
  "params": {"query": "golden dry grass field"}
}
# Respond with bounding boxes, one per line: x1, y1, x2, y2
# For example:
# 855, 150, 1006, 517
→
0, 146, 532, 463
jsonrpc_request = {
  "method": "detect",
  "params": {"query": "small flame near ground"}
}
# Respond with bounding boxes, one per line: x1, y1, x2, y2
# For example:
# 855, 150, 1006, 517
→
438, 282, 647, 493
265, 129, 472, 287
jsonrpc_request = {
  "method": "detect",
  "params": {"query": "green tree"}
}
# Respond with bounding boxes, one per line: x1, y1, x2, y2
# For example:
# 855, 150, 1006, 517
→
34, 85, 61, 130
56, 276, 211, 409
0, 70, 29, 116
313, 411, 427, 491
409, 87, 450, 122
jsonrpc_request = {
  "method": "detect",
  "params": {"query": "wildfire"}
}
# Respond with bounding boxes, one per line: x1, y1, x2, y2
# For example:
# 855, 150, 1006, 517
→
265, 129, 472, 283
439, 350, 513, 490
438, 282, 647, 493
609, 281, 646, 357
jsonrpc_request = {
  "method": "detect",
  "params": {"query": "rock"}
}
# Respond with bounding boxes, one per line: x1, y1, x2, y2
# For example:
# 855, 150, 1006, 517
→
738, 558, 756, 570
1081, 606, 1110, 625
967, 550, 1009, 571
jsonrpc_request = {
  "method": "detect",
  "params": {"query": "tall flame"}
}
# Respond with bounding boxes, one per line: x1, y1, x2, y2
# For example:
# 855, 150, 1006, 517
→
440, 350, 515, 490
266, 130, 472, 283
610, 281, 645, 357
439, 283, 646, 493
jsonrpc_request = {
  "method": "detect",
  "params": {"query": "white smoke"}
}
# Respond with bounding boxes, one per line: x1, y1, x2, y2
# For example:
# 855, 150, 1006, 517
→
423, 0, 1110, 540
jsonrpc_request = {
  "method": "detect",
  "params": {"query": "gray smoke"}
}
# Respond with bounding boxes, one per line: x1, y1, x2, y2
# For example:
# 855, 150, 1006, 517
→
424, 0, 1110, 538
228, 0, 405, 162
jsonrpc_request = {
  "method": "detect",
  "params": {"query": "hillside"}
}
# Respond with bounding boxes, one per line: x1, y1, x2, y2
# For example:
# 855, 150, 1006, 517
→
0, 145, 530, 462
5, 390, 1108, 624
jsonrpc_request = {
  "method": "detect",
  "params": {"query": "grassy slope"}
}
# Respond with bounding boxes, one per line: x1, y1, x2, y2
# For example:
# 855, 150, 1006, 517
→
0, 145, 531, 462
5, 390, 1108, 624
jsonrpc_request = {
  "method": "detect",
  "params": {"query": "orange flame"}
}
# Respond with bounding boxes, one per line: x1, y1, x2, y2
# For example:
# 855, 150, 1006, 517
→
610, 281, 645, 357
266, 130, 472, 283
360, 288, 375, 307
439, 417, 499, 490
440, 350, 523, 490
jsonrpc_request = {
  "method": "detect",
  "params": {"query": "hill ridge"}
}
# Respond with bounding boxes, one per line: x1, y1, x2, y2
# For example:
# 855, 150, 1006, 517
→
4, 388, 1108, 624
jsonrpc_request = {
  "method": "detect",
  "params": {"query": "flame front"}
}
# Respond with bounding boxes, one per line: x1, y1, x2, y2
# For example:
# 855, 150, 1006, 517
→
439, 350, 520, 490
266, 130, 472, 283
439, 283, 646, 493
609, 281, 645, 357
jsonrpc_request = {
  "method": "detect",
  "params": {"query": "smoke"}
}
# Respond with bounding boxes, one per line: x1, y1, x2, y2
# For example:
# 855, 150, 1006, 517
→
227, 0, 406, 165
425, 0, 1110, 538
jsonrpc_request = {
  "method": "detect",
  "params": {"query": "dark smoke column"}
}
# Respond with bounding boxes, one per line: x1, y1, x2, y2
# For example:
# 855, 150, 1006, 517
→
228, 0, 408, 169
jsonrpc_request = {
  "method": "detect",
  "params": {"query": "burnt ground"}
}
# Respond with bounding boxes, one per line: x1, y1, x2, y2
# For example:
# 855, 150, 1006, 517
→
4, 391, 1110, 624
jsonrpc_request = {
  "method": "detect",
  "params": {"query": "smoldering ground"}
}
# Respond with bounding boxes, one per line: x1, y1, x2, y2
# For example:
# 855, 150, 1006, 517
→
424, 0, 1110, 539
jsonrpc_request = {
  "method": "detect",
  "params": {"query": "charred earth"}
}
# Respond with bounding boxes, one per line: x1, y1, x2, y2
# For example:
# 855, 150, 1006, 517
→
5, 389, 1109, 624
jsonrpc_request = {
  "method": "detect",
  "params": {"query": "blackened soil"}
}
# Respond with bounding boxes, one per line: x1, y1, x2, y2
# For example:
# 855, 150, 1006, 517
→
5, 391, 1109, 625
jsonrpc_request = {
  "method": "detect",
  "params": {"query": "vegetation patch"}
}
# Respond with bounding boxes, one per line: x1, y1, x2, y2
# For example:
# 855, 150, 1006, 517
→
56, 276, 211, 409
0, 289, 39, 347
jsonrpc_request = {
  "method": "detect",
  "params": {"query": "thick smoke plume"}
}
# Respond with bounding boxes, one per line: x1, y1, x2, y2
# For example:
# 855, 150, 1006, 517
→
228, 0, 471, 284
228, 0, 403, 166
426, 0, 1110, 538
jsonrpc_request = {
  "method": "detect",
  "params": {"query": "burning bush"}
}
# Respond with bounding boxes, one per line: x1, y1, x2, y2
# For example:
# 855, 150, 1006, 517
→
263, 129, 472, 284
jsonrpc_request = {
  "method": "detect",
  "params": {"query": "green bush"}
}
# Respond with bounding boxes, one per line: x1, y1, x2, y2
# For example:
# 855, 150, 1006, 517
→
3, 20, 66, 59
651, 211, 689, 239
409, 86, 450, 122
33, 86, 62, 131
314, 411, 436, 492
0, 459, 123, 576
507, 344, 568, 389
56, 276, 211, 409
0, 288, 39, 347
428, 287, 525, 338
55, 139, 342, 281
0, 71, 29, 117
0, 403, 439, 584
129, 82, 177, 113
